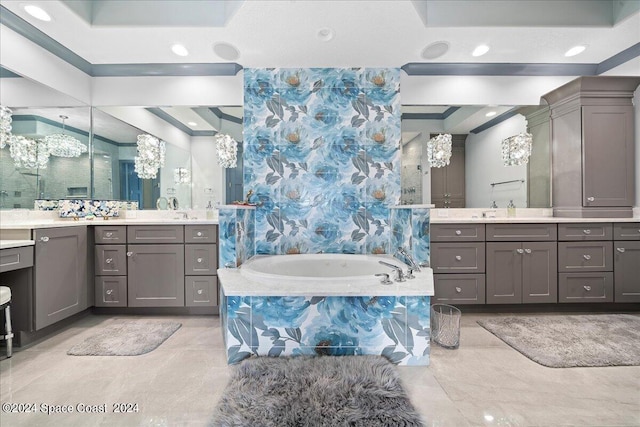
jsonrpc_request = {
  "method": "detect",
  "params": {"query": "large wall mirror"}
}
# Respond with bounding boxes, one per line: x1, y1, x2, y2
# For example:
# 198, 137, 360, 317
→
401, 105, 551, 209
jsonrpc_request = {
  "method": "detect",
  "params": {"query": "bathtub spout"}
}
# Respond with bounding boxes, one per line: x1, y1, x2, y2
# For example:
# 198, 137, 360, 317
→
396, 247, 421, 272
378, 261, 406, 282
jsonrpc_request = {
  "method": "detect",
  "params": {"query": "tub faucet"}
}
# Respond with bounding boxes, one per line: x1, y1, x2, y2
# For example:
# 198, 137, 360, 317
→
396, 247, 421, 272
378, 260, 406, 282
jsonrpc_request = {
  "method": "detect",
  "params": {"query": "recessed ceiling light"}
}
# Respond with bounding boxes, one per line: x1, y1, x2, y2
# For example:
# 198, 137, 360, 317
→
564, 45, 586, 57
472, 44, 490, 57
485, 111, 497, 117
187, 121, 198, 127
213, 42, 240, 61
317, 27, 335, 42
24, 5, 51, 22
421, 41, 450, 60
171, 44, 189, 57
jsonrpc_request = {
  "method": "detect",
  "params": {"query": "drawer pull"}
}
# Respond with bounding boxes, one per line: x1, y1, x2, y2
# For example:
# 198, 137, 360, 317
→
126, 251, 133, 257
106, 289, 113, 295
197, 289, 203, 295
197, 257, 203, 263
583, 254, 591, 260
105, 258, 113, 264
516, 249, 524, 254
583, 229, 591, 235
39, 236, 49, 242
617, 247, 625, 253
197, 232, 203, 237
583, 285, 591, 291
524, 248, 532, 254
105, 232, 113, 238
455, 287, 462, 293
455, 255, 462, 261
455, 230, 461, 235
587, 196, 595, 202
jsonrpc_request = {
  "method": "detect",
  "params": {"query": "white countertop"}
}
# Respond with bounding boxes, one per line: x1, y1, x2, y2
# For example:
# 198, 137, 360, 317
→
0, 240, 35, 249
430, 216, 640, 224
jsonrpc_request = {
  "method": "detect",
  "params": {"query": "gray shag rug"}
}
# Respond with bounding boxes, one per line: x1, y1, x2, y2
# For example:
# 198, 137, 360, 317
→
211, 355, 424, 427
477, 314, 640, 368
67, 320, 181, 356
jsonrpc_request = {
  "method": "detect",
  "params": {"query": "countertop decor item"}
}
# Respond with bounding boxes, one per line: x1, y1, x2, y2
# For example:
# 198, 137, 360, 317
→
211, 356, 424, 426
478, 314, 640, 367
427, 133, 452, 168
44, 115, 87, 158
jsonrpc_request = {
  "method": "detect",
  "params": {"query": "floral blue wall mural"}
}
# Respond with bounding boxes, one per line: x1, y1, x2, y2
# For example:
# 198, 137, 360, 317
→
243, 68, 401, 255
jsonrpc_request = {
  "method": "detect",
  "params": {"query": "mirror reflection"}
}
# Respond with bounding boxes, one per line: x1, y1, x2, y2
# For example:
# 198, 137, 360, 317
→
401, 105, 551, 208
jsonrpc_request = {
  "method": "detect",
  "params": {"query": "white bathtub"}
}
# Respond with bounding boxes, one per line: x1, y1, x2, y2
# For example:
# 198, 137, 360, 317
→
219, 253, 434, 296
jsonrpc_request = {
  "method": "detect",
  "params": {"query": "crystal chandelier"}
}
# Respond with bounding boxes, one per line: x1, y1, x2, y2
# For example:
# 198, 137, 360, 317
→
0, 105, 12, 149
9, 135, 50, 169
134, 134, 165, 179
215, 133, 237, 168
427, 133, 452, 168
502, 132, 533, 166
174, 167, 191, 184
45, 115, 88, 157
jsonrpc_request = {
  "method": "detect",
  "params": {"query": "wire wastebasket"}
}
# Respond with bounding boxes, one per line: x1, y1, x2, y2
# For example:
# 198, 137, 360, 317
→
431, 304, 461, 349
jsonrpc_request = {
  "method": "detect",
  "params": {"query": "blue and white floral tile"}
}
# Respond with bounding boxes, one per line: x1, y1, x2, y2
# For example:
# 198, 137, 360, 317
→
88, 200, 120, 217
34, 199, 59, 211
240, 208, 256, 264
218, 208, 237, 268
58, 199, 87, 218
411, 208, 431, 265
359, 68, 401, 90
390, 208, 412, 253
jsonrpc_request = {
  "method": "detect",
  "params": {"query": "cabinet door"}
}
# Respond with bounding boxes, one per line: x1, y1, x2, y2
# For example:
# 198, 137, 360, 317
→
582, 105, 634, 207
522, 242, 557, 303
433, 274, 485, 304
558, 242, 612, 272
558, 273, 614, 303
127, 244, 185, 307
486, 242, 522, 304
95, 245, 127, 275
614, 241, 640, 302
446, 146, 465, 201
33, 227, 88, 330
430, 166, 447, 208
185, 276, 218, 307
95, 276, 127, 307
430, 243, 485, 274
185, 244, 218, 275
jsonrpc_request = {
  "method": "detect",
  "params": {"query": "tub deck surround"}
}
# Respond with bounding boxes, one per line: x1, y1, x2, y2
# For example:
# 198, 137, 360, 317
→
218, 253, 434, 366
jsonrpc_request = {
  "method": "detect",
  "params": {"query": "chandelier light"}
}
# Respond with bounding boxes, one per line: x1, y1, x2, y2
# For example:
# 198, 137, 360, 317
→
427, 133, 452, 168
174, 167, 191, 184
9, 135, 50, 169
215, 133, 238, 168
45, 115, 88, 157
134, 134, 165, 179
0, 105, 12, 149
502, 132, 533, 166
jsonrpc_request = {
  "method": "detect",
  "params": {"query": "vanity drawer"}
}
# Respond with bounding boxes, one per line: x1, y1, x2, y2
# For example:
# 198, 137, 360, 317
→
95, 226, 127, 244
558, 272, 613, 303
558, 242, 612, 272
127, 225, 184, 244
431, 243, 485, 273
0, 246, 33, 273
185, 276, 218, 307
185, 225, 218, 243
433, 274, 485, 304
558, 223, 612, 241
431, 224, 485, 242
95, 276, 127, 307
486, 224, 557, 241
95, 245, 127, 275
613, 223, 640, 240
185, 244, 218, 275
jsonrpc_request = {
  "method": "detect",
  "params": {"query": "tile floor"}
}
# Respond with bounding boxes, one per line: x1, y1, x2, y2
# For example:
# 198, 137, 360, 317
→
1, 312, 639, 427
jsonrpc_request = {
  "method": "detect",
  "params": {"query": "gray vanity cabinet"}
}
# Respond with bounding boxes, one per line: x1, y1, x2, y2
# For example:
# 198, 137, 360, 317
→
94, 226, 128, 307
486, 224, 557, 304
614, 223, 640, 303
127, 244, 185, 307
185, 225, 219, 307
33, 227, 88, 330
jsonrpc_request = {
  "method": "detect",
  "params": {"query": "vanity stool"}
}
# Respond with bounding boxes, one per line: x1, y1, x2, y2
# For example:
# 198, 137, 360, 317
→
0, 286, 13, 358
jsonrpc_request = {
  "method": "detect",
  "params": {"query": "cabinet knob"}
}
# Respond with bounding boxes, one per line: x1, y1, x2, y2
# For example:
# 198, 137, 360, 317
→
455, 287, 462, 293
583, 285, 591, 291
126, 251, 133, 257
105, 232, 113, 237
197, 232, 203, 237
583, 254, 591, 260
516, 249, 524, 254
455, 230, 462, 235
197, 289, 203, 295
105, 258, 113, 264
197, 257, 203, 263
39, 236, 49, 242
617, 247, 625, 253
106, 289, 113, 295
583, 229, 591, 235
587, 197, 595, 202
455, 255, 462, 261
524, 248, 532, 254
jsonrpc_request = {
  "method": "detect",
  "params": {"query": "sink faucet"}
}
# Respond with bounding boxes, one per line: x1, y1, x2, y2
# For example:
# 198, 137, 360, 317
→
378, 260, 406, 282
396, 247, 421, 272
175, 211, 189, 220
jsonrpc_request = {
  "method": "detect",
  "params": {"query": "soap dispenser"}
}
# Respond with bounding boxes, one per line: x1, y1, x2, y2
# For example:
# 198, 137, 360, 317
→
206, 201, 215, 220
507, 200, 516, 217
